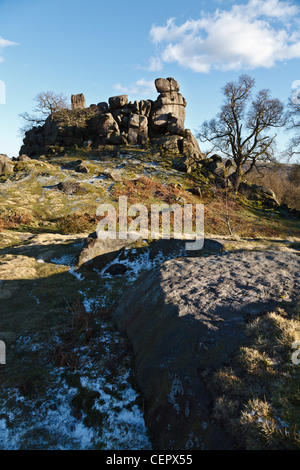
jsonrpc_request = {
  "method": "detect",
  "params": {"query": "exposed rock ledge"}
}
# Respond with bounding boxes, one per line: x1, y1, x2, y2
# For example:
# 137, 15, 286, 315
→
112, 251, 300, 450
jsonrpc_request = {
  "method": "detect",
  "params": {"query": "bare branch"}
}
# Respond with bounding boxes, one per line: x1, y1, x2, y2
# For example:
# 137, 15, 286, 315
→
197, 75, 285, 191
19, 91, 70, 137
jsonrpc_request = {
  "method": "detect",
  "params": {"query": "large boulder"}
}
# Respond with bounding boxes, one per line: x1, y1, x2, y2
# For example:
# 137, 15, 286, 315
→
109, 95, 129, 110
55, 181, 82, 195
112, 251, 300, 450
97, 113, 120, 144
17, 154, 31, 162
78, 231, 138, 267
0, 154, 14, 175
155, 77, 180, 93
139, 100, 152, 118
128, 113, 148, 145
239, 181, 279, 207
172, 155, 198, 174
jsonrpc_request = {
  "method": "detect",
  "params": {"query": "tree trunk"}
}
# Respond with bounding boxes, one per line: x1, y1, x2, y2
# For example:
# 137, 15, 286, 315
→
233, 165, 243, 192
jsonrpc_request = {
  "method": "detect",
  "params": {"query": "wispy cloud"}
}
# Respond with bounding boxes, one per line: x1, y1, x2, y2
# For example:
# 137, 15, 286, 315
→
149, 0, 300, 73
113, 78, 156, 97
0, 36, 18, 62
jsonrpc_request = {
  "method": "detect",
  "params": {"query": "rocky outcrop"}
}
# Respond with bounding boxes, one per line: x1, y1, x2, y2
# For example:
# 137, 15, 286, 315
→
239, 181, 279, 207
19, 78, 203, 163
112, 251, 300, 450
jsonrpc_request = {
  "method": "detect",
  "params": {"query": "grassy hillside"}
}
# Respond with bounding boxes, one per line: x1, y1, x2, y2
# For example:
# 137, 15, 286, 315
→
0, 147, 299, 450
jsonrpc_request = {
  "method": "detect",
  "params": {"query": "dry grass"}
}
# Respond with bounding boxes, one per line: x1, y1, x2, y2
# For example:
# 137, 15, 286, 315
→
111, 176, 300, 239
112, 175, 192, 206
53, 298, 93, 371
207, 306, 300, 450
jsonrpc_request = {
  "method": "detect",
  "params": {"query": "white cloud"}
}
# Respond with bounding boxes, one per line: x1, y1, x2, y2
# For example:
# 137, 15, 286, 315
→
136, 56, 163, 72
149, 0, 300, 73
0, 36, 18, 62
147, 56, 163, 72
113, 79, 156, 97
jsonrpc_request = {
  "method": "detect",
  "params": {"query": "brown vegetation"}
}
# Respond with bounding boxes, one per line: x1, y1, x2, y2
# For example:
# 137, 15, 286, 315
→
246, 164, 300, 210
57, 212, 99, 234
0, 208, 33, 231
112, 176, 190, 206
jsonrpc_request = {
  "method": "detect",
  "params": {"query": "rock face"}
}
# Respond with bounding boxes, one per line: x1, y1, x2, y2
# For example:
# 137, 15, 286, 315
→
112, 251, 300, 450
19, 78, 203, 163
71, 93, 86, 110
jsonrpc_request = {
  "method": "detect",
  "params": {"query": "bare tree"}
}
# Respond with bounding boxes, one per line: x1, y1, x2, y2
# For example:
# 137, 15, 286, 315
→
197, 75, 286, 191
19, 91, 70, 134
286, 89, 300, 160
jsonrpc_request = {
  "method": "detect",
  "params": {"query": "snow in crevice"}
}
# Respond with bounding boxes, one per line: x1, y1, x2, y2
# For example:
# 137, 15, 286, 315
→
0, 365, 151, 450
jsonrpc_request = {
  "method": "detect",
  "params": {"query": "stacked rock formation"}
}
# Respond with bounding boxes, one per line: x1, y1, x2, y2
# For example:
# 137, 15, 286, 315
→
151, 77, 186, 136
71, 93, 86, 110
20, 77, 203, 165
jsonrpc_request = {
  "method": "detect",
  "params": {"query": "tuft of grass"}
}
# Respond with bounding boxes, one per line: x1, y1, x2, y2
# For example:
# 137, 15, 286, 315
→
52, 298, 94, 371
207, 306, 300, 450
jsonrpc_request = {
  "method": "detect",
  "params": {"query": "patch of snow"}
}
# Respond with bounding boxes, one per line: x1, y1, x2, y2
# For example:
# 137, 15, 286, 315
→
0, 366, 151, 450
99, 247, 180, 283
51, 254, 74, 266
78, 291, 99, 314
68, 267, 84, 281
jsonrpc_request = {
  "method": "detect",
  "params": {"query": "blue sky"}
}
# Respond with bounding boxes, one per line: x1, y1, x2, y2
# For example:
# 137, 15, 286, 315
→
0, 0, 300, 159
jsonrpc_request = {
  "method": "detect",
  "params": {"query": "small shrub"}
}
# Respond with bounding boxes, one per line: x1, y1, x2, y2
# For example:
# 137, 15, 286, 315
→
0, 208, 34, 231
56, 212, 99, 234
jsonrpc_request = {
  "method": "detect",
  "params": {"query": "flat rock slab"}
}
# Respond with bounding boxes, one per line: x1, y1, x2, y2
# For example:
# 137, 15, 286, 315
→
113, 251, 300, 450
